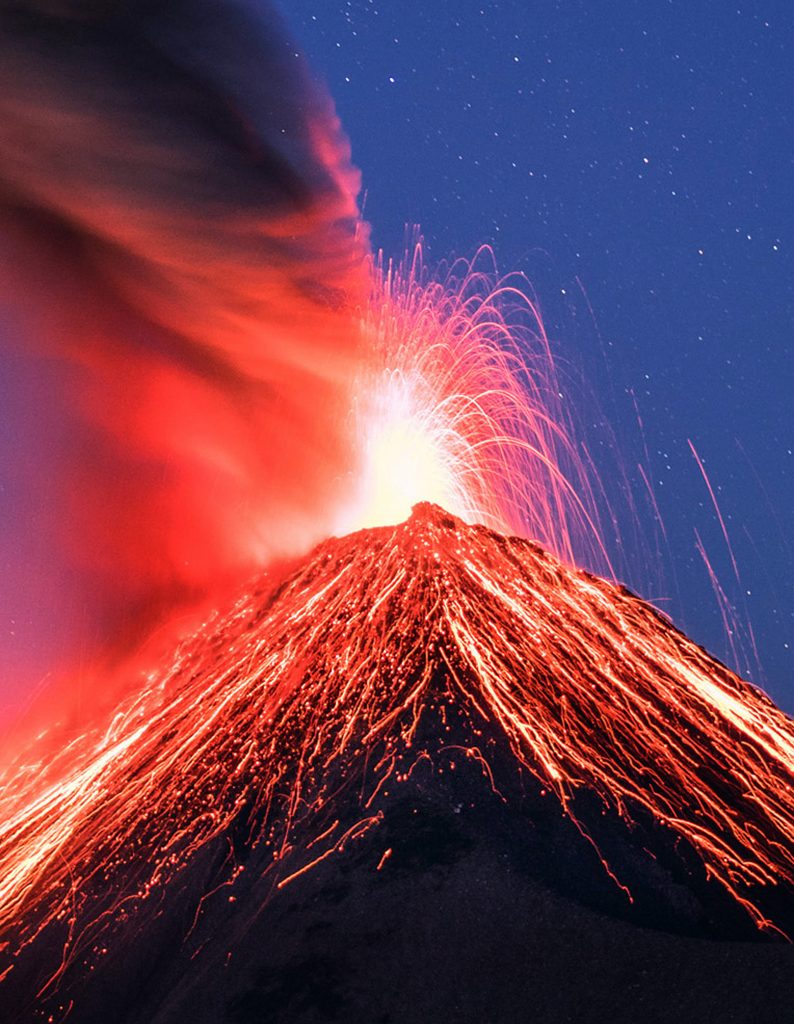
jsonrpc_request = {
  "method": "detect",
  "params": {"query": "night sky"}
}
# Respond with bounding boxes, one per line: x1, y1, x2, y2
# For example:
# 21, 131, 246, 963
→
284, 0, 794, 712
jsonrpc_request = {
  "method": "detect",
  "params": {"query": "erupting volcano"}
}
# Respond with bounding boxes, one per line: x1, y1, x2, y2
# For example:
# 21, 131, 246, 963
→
1, 1, 793, 1022
2, 504, 794, 1022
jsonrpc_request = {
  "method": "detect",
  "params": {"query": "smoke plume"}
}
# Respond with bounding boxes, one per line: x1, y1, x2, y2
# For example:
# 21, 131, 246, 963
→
0, 0, 370, 701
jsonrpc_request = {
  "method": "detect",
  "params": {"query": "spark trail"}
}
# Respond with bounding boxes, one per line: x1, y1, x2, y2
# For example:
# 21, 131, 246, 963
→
0, 3, 791, 1020
2, 504, 794, 1010
346, 244, 616, 575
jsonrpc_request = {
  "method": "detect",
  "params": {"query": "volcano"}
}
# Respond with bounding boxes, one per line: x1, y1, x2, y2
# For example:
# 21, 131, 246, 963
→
2, 503, 794, 1023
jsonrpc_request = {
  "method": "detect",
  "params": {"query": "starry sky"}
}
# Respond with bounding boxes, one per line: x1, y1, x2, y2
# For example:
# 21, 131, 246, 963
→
283, 0, 793, 711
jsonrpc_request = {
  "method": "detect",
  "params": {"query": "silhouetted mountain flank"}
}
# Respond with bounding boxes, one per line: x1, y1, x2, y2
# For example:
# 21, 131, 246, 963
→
2, 503, 794, 1023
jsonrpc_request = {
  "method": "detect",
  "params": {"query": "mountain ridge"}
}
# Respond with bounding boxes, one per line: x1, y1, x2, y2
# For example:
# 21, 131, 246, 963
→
2, 502, 794, 1021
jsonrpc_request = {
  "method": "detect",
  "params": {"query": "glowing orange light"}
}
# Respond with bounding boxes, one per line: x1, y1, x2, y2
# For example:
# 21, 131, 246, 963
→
337, 243, 613, 575
1, 240, 792, 1019
2, 503, 794, 1007
345, 369, 462, 528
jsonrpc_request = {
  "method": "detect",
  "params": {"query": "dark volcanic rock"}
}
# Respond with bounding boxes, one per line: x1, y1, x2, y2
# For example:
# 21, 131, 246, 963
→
28, 758, 794, 1024
3, 504, 794, 1022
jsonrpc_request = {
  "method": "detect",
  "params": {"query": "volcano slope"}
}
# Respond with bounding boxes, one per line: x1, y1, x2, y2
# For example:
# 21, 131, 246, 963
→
2, 503, 794, 1023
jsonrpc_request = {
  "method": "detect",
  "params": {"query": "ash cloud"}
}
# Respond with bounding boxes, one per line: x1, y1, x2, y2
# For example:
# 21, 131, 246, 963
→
0, 0, 370, 702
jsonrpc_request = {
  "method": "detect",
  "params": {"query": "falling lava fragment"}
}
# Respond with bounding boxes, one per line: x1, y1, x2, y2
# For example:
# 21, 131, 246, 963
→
3, 503, 794, 1023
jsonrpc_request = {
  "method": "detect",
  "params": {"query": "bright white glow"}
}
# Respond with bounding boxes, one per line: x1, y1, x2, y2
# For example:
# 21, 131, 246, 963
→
339, 371, 463, 531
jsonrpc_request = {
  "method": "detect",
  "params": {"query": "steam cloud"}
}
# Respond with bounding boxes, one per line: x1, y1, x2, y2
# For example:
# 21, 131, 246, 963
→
0, 0, 370, 700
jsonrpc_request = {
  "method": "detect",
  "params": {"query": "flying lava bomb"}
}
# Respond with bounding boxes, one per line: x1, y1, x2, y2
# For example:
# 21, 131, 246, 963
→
0, 2, 793, 1023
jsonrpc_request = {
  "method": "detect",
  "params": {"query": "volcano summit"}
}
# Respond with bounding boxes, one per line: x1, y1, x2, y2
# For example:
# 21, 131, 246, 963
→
2, 504, 794, 1022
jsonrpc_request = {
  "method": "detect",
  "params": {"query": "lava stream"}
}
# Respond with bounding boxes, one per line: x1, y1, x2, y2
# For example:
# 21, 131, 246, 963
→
2, 503, 794, 1002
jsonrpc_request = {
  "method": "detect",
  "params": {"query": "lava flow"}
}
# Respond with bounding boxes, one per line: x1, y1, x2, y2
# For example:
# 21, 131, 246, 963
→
3, 503, 794, 1013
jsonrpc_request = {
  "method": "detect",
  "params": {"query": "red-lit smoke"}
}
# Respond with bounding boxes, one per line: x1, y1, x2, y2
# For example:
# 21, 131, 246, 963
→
1, 0, 792, 981
0, 0, 369, 700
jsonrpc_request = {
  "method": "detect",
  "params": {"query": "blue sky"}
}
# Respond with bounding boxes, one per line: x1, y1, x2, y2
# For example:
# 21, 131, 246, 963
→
284, 0, 794, 709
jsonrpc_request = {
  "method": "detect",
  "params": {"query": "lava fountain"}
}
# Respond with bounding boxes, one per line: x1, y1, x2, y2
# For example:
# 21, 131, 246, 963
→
1, 2, 793, 1021
342, 244, 615, 577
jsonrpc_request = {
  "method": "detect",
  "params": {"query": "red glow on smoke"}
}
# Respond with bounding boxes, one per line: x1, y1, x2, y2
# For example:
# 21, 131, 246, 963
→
0, 3, 370, 707
2, 7, 793, 1018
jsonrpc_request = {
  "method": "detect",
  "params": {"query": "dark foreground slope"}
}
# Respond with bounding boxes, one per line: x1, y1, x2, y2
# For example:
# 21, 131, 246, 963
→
2, 504, 794, 1022
33, 757, 793, 1024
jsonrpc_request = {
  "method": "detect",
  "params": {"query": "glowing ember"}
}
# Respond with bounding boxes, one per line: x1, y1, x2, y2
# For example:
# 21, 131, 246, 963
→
2, 504, 794, 1004
341, 245, 614, 575
0, 9, 790, 1023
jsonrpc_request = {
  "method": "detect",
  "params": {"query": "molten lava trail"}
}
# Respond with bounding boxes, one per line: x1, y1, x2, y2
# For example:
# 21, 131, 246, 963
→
347, 245, 618, 578
2, 504, 794, 997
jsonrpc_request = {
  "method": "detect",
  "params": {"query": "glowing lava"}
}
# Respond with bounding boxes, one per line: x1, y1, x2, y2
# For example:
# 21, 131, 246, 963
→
350, 370, 461, 527
341, 246, 614, 576
2, 504, 794, 1010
